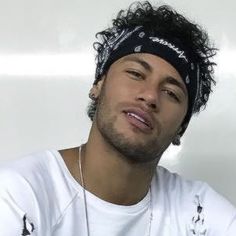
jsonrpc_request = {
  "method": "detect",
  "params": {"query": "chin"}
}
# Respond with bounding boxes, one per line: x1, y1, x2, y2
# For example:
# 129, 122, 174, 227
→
106, 132, 162, 163
96, 111, 168, 163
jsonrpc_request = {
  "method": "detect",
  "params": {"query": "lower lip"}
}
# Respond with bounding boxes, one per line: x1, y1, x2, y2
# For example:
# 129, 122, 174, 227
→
124, 112, 152, 133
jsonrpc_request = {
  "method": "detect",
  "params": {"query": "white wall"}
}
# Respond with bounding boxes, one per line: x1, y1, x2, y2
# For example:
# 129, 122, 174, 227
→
0, 0, 235, 205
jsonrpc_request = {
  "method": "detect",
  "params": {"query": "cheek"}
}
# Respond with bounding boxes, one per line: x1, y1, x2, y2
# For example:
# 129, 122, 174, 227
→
97, 84, 122, 116
104, 79, 136, 105
161, 104, 187, 131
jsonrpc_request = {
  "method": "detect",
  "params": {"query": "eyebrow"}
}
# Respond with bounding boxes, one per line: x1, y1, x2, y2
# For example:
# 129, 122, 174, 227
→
163, 76, 187, 96
121, 55, 153, 72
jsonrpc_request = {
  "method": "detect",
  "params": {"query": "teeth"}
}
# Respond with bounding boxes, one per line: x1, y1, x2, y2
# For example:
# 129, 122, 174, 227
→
127, 112, 146, 124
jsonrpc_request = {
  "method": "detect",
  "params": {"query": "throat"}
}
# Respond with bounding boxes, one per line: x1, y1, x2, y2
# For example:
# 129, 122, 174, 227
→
60, 142, 156, 206
85, 174, 152, 206
82, 148, 155, 206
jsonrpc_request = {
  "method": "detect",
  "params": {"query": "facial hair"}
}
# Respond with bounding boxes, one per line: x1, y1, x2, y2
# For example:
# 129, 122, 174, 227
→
94, 83, 173, 164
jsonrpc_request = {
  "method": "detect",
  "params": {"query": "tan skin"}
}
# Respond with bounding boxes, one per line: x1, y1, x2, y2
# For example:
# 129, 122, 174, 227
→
59, 53, 188, 206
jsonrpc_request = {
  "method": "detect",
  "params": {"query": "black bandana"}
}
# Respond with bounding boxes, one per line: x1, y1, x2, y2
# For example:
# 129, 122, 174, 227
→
94, 26, 207, 136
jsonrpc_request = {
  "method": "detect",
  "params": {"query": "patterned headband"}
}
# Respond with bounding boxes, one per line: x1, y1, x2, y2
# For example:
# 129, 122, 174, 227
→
94, 26, 206, 136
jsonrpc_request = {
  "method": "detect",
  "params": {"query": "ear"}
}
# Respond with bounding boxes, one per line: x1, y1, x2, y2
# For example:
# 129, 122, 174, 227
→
172, 134, 181, 146
172, 127, 182, 146
89, 76, 105, 99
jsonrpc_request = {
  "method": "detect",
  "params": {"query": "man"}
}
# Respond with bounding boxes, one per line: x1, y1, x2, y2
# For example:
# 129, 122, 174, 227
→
0, 1, 235, 235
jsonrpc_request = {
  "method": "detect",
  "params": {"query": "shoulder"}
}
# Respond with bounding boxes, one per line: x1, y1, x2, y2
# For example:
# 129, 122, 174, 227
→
0, 149, 79, 206
0, 150, 59, 206
0, 149, 80, 232
0, 149, 77, 203
0, 149, 56, 190
156, 166, 212, 195
0, 150, 58, 233
154, 166, 236, 235
0, 150, 65, 224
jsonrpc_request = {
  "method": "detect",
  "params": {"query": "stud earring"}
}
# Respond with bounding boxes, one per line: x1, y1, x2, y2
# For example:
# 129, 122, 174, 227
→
172, 134, 181, 146
89, 93, 96, 100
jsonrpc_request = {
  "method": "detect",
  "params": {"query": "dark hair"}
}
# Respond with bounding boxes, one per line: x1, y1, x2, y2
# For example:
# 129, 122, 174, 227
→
87, 1, 217, 121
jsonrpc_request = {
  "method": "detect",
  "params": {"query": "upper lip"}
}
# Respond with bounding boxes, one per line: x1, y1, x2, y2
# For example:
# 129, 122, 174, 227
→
123, 107, 154, 129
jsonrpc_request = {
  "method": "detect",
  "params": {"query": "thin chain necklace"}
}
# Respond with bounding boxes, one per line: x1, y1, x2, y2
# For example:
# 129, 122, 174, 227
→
78, 145, 90, 236
78, 145, 153, 236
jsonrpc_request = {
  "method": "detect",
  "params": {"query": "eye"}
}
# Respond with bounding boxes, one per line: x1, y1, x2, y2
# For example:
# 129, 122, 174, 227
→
126, 70, 144, 80
162, 89, 180, 102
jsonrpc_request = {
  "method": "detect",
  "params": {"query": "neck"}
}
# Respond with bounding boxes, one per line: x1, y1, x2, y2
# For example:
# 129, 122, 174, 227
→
80, 123, 158, 206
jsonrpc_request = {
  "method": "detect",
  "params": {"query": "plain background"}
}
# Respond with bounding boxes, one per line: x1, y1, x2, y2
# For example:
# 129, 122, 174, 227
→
0, 0, 235, 205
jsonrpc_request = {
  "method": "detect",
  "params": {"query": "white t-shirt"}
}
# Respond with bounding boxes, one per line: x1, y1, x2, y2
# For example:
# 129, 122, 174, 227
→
0, 150, 235, 236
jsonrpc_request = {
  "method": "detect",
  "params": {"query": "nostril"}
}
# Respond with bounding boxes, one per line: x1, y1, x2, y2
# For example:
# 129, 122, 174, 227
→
149, 103, 156, 109
136, 96, 157, 110
137, 97, 145, 102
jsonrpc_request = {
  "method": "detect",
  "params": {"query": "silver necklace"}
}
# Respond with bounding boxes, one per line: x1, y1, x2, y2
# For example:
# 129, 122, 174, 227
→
78, 145, 153, 236
78, 145, 90, 236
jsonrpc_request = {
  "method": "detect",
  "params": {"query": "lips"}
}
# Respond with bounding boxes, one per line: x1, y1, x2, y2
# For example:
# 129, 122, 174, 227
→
123, 107, 154, 130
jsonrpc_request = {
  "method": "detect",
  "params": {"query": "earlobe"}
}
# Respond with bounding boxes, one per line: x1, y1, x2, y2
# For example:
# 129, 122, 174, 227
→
89, 76, 105, 100
172, 127, 182, 146
96, 78, 105, 95
172, 134, 181, 146
89, 91, 96, 100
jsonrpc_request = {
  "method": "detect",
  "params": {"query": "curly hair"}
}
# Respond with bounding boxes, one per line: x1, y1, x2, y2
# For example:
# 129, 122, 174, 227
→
87, 1, 217, 122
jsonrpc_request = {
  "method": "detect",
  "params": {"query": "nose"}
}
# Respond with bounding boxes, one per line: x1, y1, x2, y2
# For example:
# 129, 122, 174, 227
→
136, 85, 159, 110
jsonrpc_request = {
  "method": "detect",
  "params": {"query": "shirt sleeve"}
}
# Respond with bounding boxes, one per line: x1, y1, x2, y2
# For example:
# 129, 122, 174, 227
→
201, 183, 236, 235
0, 190, 36, 235
227, 214, 236, 236
0, 168, 38, 235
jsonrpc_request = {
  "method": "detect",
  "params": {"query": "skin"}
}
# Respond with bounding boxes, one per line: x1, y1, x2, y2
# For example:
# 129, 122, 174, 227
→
59, 53, 188, 206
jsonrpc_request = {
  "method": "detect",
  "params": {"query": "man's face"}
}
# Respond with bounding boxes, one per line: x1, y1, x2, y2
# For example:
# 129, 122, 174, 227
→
92, 53, 188, 163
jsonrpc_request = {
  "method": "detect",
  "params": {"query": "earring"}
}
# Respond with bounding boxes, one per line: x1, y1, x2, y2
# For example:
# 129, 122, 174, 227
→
89, 93, 96, 100
172, 134, 181, 146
